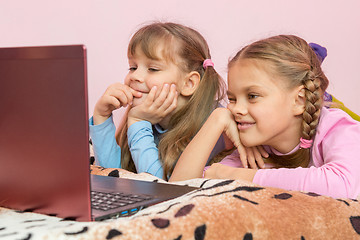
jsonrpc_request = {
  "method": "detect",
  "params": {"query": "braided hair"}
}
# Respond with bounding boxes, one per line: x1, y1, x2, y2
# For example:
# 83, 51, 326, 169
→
228, 35, 329, 168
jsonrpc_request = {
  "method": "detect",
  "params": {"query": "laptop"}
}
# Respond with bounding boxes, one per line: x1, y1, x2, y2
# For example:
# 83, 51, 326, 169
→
0, 45, 197, 221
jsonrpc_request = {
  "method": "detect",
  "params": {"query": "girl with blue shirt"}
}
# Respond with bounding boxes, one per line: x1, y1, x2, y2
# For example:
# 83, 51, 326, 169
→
90, 22, 249, 179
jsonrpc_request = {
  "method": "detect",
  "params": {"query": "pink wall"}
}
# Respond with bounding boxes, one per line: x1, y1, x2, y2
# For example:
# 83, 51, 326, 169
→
1, 0, 359, 124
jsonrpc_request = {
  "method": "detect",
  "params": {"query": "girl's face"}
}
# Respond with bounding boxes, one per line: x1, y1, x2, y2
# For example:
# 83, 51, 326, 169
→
227, 59, 303, 153
124, 45, 186, 107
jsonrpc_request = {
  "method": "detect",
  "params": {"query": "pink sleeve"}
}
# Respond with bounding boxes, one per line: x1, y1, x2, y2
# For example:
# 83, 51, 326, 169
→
217, 150, 244, 168
253, 111, 360, 199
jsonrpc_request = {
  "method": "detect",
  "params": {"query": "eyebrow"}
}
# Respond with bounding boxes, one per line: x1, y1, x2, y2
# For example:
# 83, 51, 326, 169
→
227, 85, 263, 95
246, 85, 263, 91
226, 90, 234, 96
128, 57, 165, 65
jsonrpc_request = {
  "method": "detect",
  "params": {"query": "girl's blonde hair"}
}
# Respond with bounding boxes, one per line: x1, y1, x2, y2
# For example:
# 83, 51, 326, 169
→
229, 35, 329, 168
117, 22, 226, 179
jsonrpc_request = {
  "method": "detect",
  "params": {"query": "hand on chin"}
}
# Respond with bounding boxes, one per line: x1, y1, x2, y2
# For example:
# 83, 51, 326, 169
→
131, 94, 148, 107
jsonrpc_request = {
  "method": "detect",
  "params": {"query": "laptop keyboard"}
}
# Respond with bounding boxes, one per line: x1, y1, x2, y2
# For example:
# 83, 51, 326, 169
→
91, 191, 153, 211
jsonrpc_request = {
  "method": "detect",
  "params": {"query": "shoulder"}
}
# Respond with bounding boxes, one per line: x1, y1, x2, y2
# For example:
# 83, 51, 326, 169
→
315, 107, 360, 145
310, 107, 360, 178
318, 107, 360, 131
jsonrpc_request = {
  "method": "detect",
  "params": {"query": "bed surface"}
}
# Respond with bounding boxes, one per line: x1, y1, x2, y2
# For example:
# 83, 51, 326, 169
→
1, 165, 360, 240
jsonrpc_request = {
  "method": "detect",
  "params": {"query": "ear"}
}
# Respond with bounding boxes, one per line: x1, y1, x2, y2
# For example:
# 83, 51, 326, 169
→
293, 86, 306, 116
179, 71, 201, 96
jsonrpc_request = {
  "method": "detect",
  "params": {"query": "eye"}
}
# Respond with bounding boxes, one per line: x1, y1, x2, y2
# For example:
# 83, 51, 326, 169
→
148, 68, 160, 72
129, 66, 137, 71
227, 97, 236, 103
248, 94, 259, 100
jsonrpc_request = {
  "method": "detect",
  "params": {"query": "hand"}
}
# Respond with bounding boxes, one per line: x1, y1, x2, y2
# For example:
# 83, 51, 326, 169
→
243, 146, 268, 169
93, 83, 142, 125
127, 83, 178, 126
204, 163, 257, 182
223, 135, 268, 169
219, 108, 268, 169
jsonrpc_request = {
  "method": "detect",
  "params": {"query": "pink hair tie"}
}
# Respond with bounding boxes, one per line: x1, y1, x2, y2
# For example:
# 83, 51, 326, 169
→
300, 137, 313, 149
203, 59, 214, 69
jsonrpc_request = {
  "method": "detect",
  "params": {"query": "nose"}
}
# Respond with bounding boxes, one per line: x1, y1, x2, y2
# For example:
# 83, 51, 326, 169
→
229, 100, 248, 116
129, 68, 145, 83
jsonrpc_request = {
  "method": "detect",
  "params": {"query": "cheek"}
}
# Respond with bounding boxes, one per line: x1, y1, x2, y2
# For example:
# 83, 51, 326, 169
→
249, 106, 268, 120
145, 76, 165, 90
124, 75, 131, 86
146, 78, 181, 94
251, 107, 277, 131
146, 81, 158, 90
148, 72, 182, 89
132, 95, 147, 106
227, 104, 236, 116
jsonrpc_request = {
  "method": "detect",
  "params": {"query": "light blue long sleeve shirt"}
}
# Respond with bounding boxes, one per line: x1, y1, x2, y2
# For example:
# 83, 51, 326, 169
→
89, 116, 165, 178
89, 116, 121, 168
89, 115, 225, 179
127, 121, 165, 178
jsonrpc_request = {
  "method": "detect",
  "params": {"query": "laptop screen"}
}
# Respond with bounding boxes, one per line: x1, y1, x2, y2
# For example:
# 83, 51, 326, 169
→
0, 45, 92, 221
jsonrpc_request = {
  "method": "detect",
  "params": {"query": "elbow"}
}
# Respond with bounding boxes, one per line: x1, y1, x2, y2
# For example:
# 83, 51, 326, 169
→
168, 172, 194, 182
325, 173, 358, 199
343, 177, 360, 200
336, 170, 359, 199
168, 174, 182, 182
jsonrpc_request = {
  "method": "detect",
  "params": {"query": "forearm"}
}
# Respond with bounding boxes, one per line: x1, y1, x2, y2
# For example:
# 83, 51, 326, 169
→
231, 168, 257, 182
128, 121, 164, 179
204, 162, 257, 182
170, 108, 227, 181
89, 116, 122, 168
253, 162, 360, 199
93, 113, 111, 126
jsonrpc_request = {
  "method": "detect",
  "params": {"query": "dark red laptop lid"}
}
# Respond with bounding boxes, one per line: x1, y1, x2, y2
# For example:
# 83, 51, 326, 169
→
0, 45, 92, 221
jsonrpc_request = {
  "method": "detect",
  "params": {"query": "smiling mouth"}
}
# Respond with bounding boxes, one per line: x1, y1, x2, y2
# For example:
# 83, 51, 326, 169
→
237, 122, 255, 130
132, 88, 148, 94
129, 84, 149, 94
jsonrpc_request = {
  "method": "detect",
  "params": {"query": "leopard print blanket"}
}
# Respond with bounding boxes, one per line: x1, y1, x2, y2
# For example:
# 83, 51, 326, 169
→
1, 165, 360, 240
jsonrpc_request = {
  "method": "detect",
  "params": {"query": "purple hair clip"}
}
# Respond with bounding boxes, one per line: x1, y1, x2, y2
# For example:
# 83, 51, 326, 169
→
309, 42, 327, 63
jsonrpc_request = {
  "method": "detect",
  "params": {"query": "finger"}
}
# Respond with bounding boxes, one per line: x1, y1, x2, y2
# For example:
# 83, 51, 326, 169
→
120, 85, 139, 104
246, 148, 258, 169
169, 89, 178, 110
254, 146, 265, 169
159, 84, 177, 112
111, 91, 132, 107
257, 145, 269, 158
107, 96, 121, 110
108, 85, 134, 106
130, 87, 142, 98
112, 83, 134, 99
144, 86, 157, 104
161, 91, 178, 116
152, 84, 170, 107
237, 144, 248, 169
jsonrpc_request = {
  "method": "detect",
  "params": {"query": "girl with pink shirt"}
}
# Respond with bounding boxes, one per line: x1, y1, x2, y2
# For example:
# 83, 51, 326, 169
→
170, 35, 360, 199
